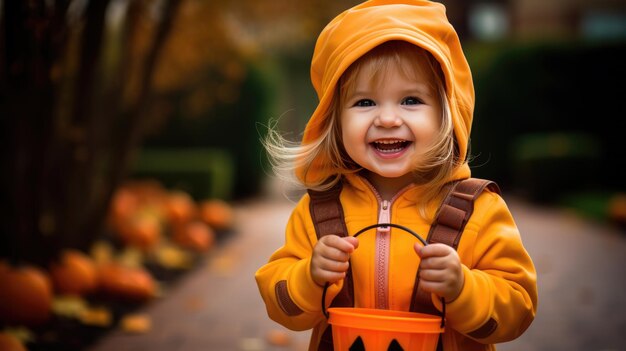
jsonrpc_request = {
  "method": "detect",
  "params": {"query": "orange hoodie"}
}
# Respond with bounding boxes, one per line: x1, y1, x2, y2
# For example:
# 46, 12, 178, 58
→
256, 1, 537, 350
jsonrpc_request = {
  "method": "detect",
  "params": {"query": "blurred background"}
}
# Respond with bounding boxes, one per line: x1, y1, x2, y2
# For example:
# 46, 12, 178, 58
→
1, 0, 625, 350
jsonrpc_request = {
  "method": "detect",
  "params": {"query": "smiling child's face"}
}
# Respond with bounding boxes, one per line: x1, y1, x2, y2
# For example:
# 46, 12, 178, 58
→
340, 50, 442, 186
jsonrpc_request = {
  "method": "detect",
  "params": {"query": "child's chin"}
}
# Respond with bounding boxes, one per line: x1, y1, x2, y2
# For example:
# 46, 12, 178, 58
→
373, 167, 413, 179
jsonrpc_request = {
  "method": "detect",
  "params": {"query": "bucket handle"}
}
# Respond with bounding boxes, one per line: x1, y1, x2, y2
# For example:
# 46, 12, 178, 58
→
321, 223, 446, 328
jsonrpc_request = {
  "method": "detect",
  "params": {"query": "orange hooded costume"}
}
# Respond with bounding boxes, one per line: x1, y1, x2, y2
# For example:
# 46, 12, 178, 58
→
255, 1, 537, 350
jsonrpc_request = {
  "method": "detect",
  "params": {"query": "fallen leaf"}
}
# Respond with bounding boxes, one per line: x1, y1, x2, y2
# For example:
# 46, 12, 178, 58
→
267, 329, 291, 346
51, 296, 88, 319
120, 314, 152, 334
78, 307, 112, 327
155, 245, 193, 269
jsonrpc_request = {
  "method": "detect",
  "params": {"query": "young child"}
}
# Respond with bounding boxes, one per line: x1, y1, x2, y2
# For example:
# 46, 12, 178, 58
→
255, 1, 537, 350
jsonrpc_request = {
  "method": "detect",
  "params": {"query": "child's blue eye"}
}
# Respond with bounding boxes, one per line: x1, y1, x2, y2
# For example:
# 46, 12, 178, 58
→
354, 99, 375, 107
402, 97, 423, 105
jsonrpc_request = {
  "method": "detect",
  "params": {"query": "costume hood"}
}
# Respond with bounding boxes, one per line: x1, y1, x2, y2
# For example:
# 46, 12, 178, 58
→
299, 0, 473, 184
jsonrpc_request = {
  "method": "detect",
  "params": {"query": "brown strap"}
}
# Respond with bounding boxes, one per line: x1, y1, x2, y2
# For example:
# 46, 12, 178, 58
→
410, 178, 500, 314
308, 182, 349, 240
308, 182, 354, 307
308, 182, 353, 351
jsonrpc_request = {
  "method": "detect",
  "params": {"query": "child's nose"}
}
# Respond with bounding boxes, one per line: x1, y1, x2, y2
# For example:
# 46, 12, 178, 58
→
374, 106, 402, 128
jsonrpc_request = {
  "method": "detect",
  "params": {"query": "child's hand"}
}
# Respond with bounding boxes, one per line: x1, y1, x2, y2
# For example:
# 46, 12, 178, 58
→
415, 243, 464, 303
311, 235, 359, 287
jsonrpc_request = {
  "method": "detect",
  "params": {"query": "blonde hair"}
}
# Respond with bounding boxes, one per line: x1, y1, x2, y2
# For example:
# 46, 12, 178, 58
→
263, 41, 461, 211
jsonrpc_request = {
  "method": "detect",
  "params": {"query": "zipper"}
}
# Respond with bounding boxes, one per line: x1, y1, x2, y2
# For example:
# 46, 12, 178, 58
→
376, 199, 391, 309
361, 179, 413, 309
378, 200, 391, 234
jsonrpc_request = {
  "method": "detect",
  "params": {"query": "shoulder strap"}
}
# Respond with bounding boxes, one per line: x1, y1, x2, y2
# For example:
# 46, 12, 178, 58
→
307, 181, 354, 309
308, 181, 353, 351
410, 178, 500, 314
308, 182, 349, 240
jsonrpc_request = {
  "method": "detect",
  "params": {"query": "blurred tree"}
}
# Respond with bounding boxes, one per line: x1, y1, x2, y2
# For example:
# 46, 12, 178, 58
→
0, 0, 182, 266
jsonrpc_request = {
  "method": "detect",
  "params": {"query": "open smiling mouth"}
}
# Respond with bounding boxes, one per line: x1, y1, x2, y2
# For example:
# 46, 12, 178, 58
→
371, 140, 412, 154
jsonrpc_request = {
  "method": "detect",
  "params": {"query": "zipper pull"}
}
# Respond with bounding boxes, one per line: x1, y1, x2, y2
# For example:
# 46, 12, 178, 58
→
378, 200, 390, 233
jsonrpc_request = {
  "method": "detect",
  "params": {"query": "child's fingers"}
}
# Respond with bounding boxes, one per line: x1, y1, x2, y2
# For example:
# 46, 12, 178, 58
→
418, 271, 464, 302
417, 280, 446, 295
320, 271, 346, 284
419, 267, 451, 282
415, 243, 453, 258
311, 255, 348, 285
318, 256, 350, 273
310, 261, 346, 284
312, 256, 350, 285
419, 255, 452, 270
344, 236, 359, 249
319, 238, 352, 262
416, 244, 464, 302
414, 243, 423, 256
311, 235, 358, 285
322, 235, 357, 254
321, 246, 351, 262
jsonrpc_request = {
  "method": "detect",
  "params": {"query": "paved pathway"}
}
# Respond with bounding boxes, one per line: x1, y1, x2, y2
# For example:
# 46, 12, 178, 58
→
499, 199, 626, 351
89, 192, 626, 351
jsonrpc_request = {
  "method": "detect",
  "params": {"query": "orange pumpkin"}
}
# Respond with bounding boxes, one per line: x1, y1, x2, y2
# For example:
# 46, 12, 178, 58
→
173, 221, 215, 252
117, 212, 162, 251
165, 191, 197, 225
49, 249, 98, 296
125, 179, 166, 203
198, 199, 234, 230
0, 332, 27, 351
108, 187, 140, 230
0, 261, 53, 326
122, 181, 169, 219
110, 182, 165, 251
98, 263, 156, 302
609, 193, 626, 224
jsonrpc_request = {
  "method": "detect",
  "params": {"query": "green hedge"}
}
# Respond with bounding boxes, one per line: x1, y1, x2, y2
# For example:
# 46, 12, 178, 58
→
132, 148, 234, 200
140, 61, 278, 199
467, 40, 626, 201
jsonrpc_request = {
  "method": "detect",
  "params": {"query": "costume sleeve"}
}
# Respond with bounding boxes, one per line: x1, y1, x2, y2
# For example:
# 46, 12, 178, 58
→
432, 190, 538, 343
254, 195, 344, 331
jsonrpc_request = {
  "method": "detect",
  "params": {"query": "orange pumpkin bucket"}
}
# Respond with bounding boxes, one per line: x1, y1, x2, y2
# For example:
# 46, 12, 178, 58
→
322, 223, 445, 351
328, 307, 443, 351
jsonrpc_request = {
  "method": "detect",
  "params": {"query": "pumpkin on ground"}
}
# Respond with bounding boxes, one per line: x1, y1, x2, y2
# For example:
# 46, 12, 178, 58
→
97, 263, 156, 302
165, 191, 197, 226
0, 332, 27, 351
198, 199, 234, 230
49, 249, 99, 296
608, 193, 626, 225
0, 261, 53, 326
172, 221, 215, 252
109, 187, 140, 225
117, 211, 163, 251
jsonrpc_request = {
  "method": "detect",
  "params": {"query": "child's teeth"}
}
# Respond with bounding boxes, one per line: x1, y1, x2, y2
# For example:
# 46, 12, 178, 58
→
374, 140, 408, 152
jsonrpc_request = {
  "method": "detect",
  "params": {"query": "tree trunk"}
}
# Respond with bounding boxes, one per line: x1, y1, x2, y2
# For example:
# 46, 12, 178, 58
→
1, 1, 68, 266
0, 0, 181, 266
